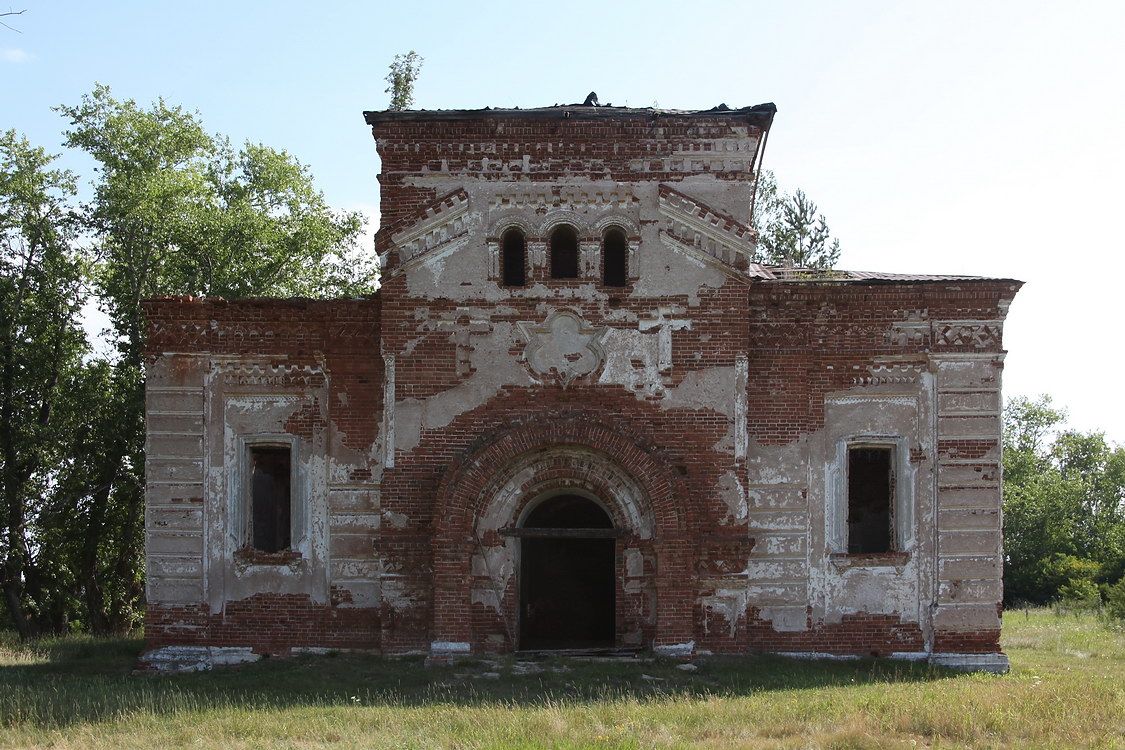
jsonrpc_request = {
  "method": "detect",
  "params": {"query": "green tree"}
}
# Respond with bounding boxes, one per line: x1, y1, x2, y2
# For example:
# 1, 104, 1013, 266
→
47, 85, 375, 632
1002, 395, 1125, 604
752, 169, 842, 270
385, 51, 423, 111
1003, 395, 1065, 483
1107, 576, 1125, 622
1052, 430, 1125, 584
0, 131, 88, 637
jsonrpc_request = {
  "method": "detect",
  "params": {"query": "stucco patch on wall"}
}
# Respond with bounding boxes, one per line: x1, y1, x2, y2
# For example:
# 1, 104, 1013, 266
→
716, 471, 749, 524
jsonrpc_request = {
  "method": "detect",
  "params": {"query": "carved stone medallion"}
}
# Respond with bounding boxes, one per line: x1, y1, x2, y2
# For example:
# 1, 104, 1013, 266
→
519, 310, 607, 387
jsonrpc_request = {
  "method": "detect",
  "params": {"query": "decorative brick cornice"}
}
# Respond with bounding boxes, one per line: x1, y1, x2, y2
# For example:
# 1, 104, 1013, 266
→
657, 184, 770, 278
381, 188, 472, 271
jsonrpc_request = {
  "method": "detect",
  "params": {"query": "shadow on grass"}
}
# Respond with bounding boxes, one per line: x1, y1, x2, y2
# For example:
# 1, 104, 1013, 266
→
0, 632, 960, 730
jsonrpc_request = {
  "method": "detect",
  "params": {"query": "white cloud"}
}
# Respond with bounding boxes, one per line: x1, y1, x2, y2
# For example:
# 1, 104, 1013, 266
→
2, 48, 32, 63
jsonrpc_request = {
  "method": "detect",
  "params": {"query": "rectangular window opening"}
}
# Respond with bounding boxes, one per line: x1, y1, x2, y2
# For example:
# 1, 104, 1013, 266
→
250, 445, 292, 553
847, 445, 893, 554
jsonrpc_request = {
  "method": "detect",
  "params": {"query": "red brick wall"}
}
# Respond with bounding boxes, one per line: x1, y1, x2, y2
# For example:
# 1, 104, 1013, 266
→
745, 281, 1016, 444
145, 592, 379, 655
142, 276, 1015, 657
142, 90, 1019, 662
369, 113, 764, 245
143, 296, 384, 462
743, 610, 925, 656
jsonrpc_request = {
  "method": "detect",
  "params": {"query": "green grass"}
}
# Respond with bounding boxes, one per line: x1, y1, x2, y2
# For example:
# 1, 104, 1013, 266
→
1, 610, 1123, 748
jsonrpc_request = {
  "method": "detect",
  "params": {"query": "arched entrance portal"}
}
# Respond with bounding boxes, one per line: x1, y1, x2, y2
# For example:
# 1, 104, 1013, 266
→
518, 494, 616, 650
431, 423, 695, 656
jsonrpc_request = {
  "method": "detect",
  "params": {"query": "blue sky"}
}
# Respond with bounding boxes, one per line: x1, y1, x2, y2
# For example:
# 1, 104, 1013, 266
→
4, 1, 1123, 440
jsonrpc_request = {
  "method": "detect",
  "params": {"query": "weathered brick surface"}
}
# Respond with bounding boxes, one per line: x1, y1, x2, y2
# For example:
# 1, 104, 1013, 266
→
142, 105, 1018, 662
743, 609, 925, 656
368, 109, 768, 233
144, 592, 380, 654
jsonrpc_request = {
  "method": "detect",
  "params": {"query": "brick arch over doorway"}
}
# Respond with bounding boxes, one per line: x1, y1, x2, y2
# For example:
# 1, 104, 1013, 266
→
429, 419, 696, 654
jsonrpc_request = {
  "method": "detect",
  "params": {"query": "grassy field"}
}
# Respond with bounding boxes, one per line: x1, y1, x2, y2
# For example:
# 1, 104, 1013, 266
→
1, 610, 1123, 749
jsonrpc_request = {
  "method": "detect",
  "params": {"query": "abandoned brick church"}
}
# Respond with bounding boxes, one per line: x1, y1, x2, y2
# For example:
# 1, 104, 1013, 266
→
140, 99, 1020, 672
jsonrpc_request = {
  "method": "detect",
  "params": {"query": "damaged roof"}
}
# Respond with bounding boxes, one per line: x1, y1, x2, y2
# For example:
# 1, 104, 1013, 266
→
758, 265, 1022, 284
363, 102, 777, 129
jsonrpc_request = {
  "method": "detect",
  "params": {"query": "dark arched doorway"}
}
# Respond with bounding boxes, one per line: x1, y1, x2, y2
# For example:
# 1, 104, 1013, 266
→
518, 494, 616, 650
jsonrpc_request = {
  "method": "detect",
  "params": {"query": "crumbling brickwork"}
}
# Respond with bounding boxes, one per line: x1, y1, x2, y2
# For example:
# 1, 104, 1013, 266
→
141, 101, 1020, 672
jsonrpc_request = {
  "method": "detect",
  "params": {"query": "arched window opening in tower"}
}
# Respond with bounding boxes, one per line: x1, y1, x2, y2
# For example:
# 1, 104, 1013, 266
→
549, 225, 580, 279
501, 228, 526, 287
603, 228, 628, 287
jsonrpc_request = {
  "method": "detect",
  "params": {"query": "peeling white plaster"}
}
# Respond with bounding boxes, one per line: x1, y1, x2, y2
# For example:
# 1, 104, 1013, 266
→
757, 606, 808, 632
598, 327, 663, 398
637, 307, 691, 374
328, 421, 374, 486
382, 354, 395, 468
700, 588, 750, 638
379, 575, 416, 612
396, 322, 534, 454
653, 641, 695, 657
470, 546, 515, 610
717, 471, 748, 524
734, 354, 748, 460
383, 510, 409, 529
140, 646, 260, 673
625, 548, 645, 577
745, 438, 809, 485
609, 364, 739, 454
198, 365, 332, 613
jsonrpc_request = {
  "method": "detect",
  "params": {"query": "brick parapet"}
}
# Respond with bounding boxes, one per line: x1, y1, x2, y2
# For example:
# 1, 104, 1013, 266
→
142, 296, 381, 356
370, 112, 766, 228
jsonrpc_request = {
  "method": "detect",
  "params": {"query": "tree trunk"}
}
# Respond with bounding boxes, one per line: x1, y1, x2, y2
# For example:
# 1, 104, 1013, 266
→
81, 463, 116, 636
1, 315, 33, 640
81, 354, 143, 636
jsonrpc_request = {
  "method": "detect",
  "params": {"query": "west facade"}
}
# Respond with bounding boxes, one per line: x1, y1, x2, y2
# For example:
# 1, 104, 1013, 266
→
140, 101, 1020, 672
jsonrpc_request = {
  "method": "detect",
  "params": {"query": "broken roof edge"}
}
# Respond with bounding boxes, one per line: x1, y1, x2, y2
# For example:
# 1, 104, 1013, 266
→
755, 267, 1024, 286
363, 102, 777, 129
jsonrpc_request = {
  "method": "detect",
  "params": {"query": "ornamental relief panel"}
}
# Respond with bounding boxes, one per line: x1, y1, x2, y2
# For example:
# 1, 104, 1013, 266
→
851, 362, 926, 386
212, 361, 325, 389
885, 310, 1003, 350
518, 310, 607, 388
933, 321, 1003, 348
